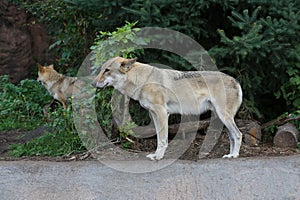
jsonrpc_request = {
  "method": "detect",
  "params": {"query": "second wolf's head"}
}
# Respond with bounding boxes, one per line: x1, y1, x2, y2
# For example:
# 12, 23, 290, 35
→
37, 64, 61, 87
92, 57, 137, 89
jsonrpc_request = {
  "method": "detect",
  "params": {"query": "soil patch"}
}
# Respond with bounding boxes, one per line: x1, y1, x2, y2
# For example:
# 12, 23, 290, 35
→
0, 128, 299, 161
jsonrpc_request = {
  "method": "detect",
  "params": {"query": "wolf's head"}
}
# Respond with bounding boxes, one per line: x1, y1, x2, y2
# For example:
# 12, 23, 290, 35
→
37, 64, 60, 86
92, 57, 137, 89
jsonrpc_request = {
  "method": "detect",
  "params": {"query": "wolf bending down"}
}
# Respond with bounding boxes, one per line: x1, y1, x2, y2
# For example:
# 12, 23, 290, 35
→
37, 64, 77, 110
93, 57, 243, 160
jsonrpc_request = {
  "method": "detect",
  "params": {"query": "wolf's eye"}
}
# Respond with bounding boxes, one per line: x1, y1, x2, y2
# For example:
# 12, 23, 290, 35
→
104, 68, 110, 73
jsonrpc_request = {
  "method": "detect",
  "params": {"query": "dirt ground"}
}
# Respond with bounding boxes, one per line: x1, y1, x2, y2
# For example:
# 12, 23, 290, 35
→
0, 126, 299, 161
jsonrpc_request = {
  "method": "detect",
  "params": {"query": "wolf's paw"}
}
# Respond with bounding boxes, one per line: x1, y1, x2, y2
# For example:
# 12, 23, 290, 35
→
146, 153, 157, 161
146, 152, 164, 161
222, 153, 239, 158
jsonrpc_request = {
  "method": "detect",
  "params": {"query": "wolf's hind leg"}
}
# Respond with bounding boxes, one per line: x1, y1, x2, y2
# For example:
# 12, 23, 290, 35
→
61, 100, 68, 110
214, 107, 242, 158
222, 118, 242, 158
55, 91, 68, 110
43, 98, 55, 118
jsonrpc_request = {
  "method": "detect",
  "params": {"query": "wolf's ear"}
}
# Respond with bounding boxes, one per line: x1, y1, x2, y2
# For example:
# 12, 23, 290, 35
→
119, 58, 137, 74
48, 64, 54, 69
38, 64, 44, 72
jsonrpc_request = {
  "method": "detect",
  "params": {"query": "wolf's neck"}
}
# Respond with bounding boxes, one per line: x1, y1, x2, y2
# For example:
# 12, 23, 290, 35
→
46, 73, 65, 89
116, 80, 140, 101
49, 71, 64, 81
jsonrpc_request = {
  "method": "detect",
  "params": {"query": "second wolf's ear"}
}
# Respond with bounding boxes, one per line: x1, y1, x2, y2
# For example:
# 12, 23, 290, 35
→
48, 64, 54, 69
119, 58, 137, 73
38, 64, 44, 72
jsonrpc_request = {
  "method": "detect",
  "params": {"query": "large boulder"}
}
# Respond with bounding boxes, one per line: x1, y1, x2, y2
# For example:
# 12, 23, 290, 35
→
0, 0, 50, 83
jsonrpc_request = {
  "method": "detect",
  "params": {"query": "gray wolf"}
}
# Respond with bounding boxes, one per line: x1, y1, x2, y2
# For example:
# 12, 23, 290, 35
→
93, 57, 243, 160
37, 64, 77, 110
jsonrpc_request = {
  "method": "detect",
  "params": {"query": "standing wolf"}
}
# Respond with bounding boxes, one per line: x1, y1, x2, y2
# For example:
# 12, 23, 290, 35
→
93, 57, 243, 160
37, 64, 77, 110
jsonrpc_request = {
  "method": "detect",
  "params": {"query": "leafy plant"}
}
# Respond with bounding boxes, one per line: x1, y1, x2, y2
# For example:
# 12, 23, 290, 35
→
91, 22, 148, 138
94, 88, 114, 138
209, 2, 300, 120
118, 121, 136, 149
0, 75, 51, 130
10, 104, 86, 157
118, 121, 136, 138
0, 74, 86, 156
209, 7, 273, 118
90, 21, 146, 73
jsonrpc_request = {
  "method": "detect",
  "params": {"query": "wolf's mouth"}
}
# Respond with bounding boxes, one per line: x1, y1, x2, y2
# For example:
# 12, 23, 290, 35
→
93, 81, 109, 88
102, 82, 109, 88
38, 80, 46, 86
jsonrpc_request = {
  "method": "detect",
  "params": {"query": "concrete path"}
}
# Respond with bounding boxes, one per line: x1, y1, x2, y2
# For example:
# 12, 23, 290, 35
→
1, 155, 299, 200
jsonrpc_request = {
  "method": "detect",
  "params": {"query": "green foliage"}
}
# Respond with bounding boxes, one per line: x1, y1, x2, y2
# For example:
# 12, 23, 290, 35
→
129, 100, 151, 126
209, 1, 300, 119
91, 22, 147, 137
275, 51, 300, 110
123, 0, 209, 39
11, 0, 233, 71
0, 75, 85, 156
91, 21, 146, 73
10, 107, 85, 157
289, 110, 300, 132
118, 121, 136, 139
118, 121, 136, 149
0, 75, 51, 130
94, 88, 114, 138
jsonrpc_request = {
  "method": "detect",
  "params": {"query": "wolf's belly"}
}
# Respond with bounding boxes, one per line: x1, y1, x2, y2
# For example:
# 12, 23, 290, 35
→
166, 98, 211, 115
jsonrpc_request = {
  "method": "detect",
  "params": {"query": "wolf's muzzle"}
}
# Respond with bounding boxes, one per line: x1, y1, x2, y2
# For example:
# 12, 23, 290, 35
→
92, 81, 109, 88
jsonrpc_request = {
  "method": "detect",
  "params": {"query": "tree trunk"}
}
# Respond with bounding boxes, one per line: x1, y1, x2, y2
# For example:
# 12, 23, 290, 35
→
273, 123, 299, 148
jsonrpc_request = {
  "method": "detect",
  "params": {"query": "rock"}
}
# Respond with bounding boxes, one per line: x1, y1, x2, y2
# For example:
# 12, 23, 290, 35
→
21, 126, 53, 142
244, 122, 261, 146
236, 120, 261, 146
0, 0, 50, 83
273, 123, 299, 148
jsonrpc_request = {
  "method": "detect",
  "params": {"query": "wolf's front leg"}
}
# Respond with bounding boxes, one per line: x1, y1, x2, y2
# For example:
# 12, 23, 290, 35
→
146, 108, 169, 161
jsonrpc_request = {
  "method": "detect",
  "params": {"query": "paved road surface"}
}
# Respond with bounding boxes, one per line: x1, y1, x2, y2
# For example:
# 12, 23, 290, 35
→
1, 155, 299, 200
